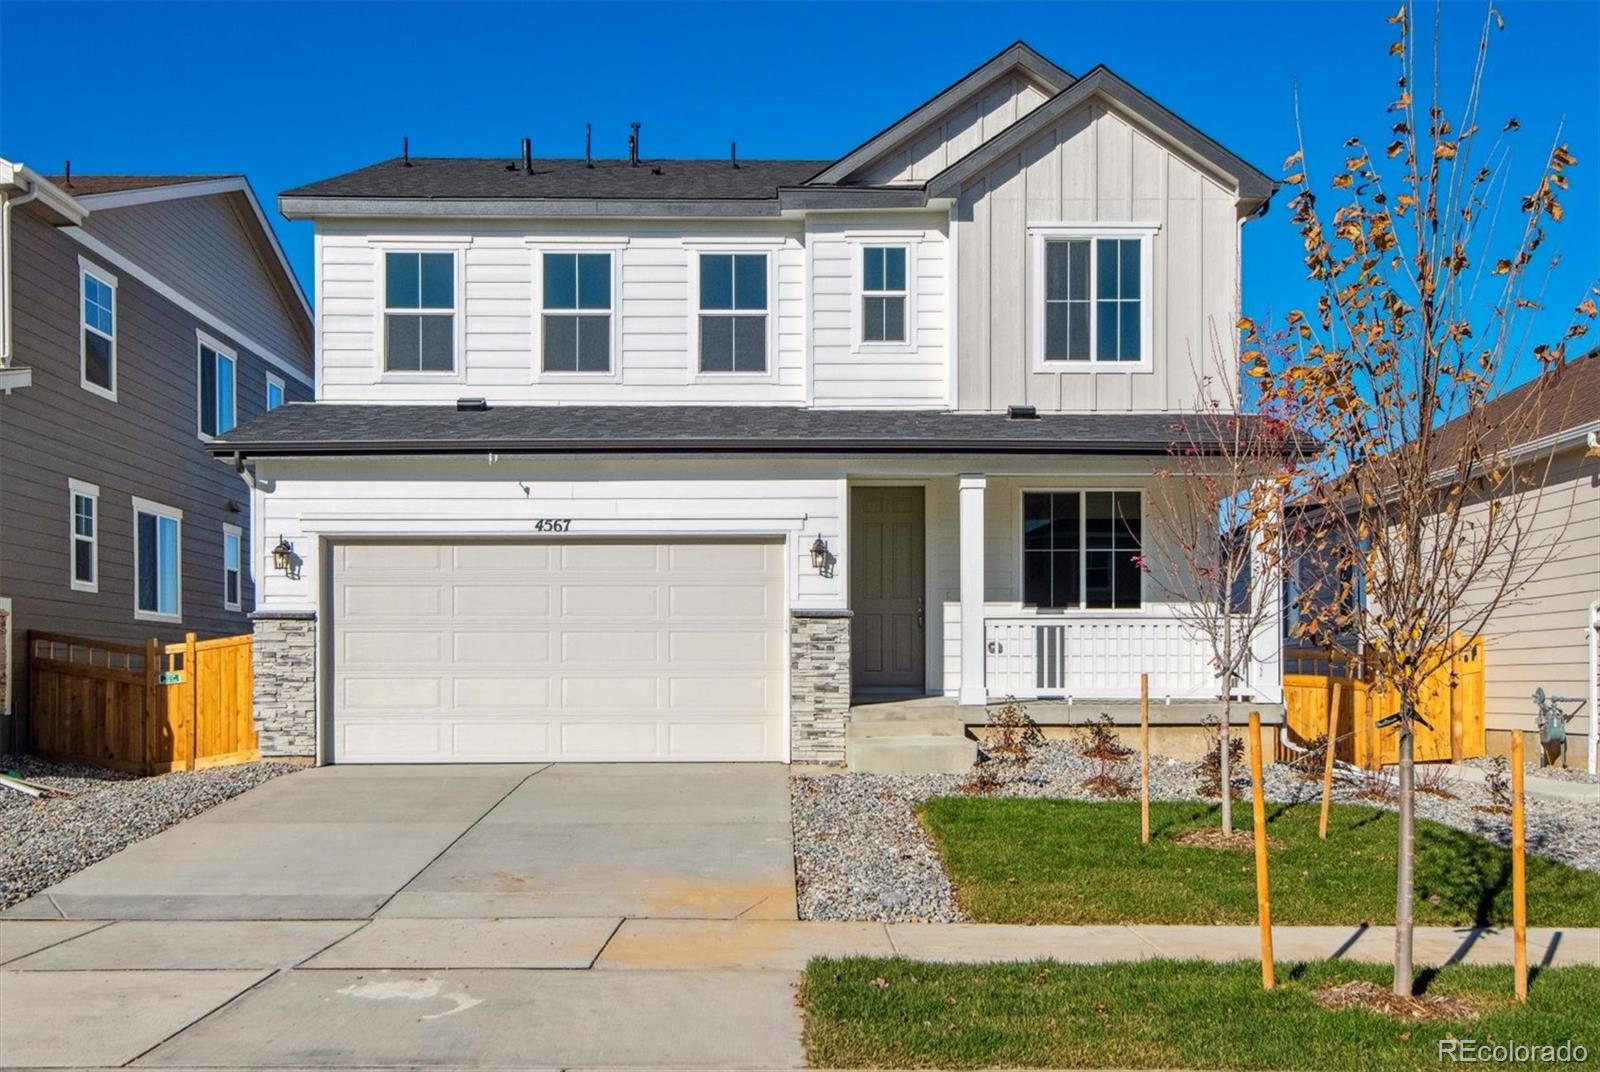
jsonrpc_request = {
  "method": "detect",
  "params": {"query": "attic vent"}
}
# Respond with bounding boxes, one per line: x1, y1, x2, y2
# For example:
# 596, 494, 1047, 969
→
1007, 405, 1039, 420
456, 397, 489, 412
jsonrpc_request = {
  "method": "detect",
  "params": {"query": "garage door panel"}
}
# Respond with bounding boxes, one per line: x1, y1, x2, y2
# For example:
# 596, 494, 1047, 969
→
333, 539, 785, 763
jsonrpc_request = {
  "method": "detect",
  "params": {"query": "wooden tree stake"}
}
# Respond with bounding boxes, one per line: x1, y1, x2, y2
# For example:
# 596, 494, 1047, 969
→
1248, 710, 1274, 990
1319, 680, 1342, 839
1511, 730, 1528, 1002
1140, 673, 1151, 845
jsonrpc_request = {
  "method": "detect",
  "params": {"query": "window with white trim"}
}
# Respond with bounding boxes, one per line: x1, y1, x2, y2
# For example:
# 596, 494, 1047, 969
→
222, 524, 242, 611
69, 479, 99, 592
541, 252, 612, 373
383, 251, 455, 373
1042, 235, 1145, 363
265, 372, 286, 411
698, 252, 767, 373
1022, 491, 1142, 609
198, 338, 237, 437
133, 498, 182, 622
80, 264, 117, 397
861, 246, 908, 343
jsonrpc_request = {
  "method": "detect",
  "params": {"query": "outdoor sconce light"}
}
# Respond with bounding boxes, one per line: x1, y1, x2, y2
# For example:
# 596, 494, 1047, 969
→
809, 535, 829, 572
271, 536, 296, 574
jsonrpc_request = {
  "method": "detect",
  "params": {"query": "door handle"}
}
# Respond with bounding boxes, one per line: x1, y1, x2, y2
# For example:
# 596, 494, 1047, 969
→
916, 598, 924, 628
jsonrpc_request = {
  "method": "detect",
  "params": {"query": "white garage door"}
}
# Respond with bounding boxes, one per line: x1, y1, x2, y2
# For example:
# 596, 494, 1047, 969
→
331, 540, 787, 762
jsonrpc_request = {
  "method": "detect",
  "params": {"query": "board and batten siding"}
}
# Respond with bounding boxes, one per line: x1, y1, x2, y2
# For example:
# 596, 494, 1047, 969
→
316, 219, 809, 404
807, 212, 949, 407
76, 192, 311, 365
848, 72, 1053, 186
1461, 445, 1599, 743
0, 206, 312, 724
252, 457, 849, 613
955, 102, 1242, 413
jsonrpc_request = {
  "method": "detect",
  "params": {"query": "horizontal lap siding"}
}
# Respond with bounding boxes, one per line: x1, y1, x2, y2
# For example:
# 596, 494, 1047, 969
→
317, 220, 808, 404
956, 104, 1240, 414
808, 212, 949, 407
1, 210, 313, 719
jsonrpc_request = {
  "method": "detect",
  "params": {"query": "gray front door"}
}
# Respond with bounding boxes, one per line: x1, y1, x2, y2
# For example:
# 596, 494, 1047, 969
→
850, 486, 926, 695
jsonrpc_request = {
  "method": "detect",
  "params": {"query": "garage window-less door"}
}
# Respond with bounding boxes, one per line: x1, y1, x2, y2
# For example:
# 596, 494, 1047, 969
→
331, 540, 786, 763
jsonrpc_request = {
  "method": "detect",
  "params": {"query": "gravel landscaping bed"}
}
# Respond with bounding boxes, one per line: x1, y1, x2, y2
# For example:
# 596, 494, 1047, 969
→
791, 740, 1600, 922
0, 755, 298, 909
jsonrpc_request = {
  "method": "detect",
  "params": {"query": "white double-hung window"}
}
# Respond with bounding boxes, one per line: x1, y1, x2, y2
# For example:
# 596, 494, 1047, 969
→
197, 334, 237, 438
79, 259, 117, 399
222, 524, 242, 611
1034, 226, 1154, 367
69, 479, 99, 592
541, 251, 613, 374
697, 252, 768, 374
133, 497, 182, 623
265, 372, 286, 411
383, 251, 456, 373
861, 245, 909, 344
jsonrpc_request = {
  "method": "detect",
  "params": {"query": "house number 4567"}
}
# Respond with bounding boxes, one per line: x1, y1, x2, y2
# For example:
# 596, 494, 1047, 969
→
533, 518, 573, 533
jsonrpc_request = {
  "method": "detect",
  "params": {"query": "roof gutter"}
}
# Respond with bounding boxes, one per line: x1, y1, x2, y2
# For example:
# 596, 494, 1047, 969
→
278, 195, 789, 220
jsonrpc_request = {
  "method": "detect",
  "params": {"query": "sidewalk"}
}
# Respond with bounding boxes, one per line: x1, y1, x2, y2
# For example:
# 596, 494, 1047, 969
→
1444, 762, 1600, 803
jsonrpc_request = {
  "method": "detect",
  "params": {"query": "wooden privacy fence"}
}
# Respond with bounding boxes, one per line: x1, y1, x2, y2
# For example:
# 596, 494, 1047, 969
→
1282, 637, 1486, 769
28, 631, 258, 775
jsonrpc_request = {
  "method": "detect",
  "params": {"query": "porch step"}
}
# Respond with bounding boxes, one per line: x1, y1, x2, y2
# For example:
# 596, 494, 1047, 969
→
846, 717, 968, 739
846, 727, 978, 775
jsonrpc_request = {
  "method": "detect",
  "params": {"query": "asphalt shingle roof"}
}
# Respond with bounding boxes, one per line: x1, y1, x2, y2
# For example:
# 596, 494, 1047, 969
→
47, 174, 236, 195
282, 158, 832, 202
210, 404, 1304, 458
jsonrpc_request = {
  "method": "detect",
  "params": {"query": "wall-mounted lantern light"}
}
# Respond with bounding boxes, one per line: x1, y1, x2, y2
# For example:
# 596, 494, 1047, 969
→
809, 535, 829, 572
271, 536, 296, 574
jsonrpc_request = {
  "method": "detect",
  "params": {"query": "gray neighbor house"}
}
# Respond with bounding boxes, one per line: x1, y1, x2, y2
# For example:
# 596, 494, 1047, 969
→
0, 161, 314, 749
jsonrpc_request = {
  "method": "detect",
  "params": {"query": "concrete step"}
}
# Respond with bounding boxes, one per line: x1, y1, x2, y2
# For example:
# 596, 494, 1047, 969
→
846, 717, 967, 739
846, 734, 978, 775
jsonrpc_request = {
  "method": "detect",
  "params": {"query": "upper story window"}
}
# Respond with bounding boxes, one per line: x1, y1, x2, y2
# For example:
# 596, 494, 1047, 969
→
69, 479, 99, 593
862, 246, 908, 344
133, 496, 182, 623
265, 372, 286, 411
384, 251, 455, 373
698, 252, 767, 374
542, 252, 612, 374
79, 260, 117, 399
198, 335, 237, 438
1036, 228, 1153, 367
1022, 490, 1142, 610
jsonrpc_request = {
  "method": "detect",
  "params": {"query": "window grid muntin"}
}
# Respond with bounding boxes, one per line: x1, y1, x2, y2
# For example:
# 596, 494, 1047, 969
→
82, 269, 116, 393
541, 252, 613, 374
862, 245, 908, 344
1042, 236, 1144, 364
1022, 490, 1142, 610
71, 490, 97, 588
383, 251, 456, 373
698, 252, 768, 373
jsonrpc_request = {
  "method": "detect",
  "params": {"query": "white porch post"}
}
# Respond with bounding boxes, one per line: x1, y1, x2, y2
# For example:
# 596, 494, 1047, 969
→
959, 473, 987, 706
1249, 480, 1285, 703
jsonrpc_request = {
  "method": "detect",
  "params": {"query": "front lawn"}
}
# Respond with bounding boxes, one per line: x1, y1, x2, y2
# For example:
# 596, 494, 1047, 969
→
918, 798, 1600, 926
802, 957, 1600, 1070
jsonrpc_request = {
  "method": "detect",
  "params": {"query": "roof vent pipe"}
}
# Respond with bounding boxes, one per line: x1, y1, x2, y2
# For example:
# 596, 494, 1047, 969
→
402, 137, 411, 167
521, 137, 532, 174
629, 122, 640, 167
63, 159, 71, 186
585, 123, 593, 168
731, 141, 739, 169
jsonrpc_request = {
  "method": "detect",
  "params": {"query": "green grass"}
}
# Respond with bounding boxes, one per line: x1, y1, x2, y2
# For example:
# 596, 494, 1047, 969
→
802, 958, 1600, 1070
917, 798, 1600, 926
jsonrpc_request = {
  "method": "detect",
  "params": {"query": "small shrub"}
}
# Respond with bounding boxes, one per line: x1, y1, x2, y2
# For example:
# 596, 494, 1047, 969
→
1290, 734, 1331, 782
1075, 714, 1132, 761
1475, 756, 1512, 815
1193, 717, 1244, 801
1416, 763, 1459, 800
1082, 767, 1136, 798
959, 697, 1043, 794
1351, 768, 1397, 803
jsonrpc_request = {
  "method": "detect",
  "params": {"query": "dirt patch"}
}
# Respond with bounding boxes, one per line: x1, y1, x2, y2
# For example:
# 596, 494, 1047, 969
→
1313, 980, 1480, 1022
1175, 828, 1283, 851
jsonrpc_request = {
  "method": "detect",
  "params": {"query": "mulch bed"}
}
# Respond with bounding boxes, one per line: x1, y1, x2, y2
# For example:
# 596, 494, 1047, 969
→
1313, 980, 1480, 1022
1175, 827, 1283, 851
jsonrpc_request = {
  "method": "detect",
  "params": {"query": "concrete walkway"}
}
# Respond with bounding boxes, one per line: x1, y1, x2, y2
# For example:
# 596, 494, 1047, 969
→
4, 917, 1597, 1068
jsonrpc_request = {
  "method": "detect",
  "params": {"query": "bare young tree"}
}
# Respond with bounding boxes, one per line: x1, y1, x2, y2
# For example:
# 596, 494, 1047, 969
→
1146, 327, 1304, 835
1249, 2, 1594, 997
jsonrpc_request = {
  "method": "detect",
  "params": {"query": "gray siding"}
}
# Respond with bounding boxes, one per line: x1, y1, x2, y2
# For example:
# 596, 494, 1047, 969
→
76, 191, 311, 365
0, 205, 312, 730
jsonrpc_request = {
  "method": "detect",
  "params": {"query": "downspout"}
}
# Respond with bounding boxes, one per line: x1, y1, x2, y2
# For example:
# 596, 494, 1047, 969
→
1, 179, 42, 369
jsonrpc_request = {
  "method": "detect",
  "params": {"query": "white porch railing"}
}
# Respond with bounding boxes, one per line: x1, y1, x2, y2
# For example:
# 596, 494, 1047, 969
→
983, 613, 1254, 701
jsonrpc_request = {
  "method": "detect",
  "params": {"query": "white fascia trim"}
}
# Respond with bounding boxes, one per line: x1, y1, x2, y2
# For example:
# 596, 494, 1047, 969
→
74, 177, 312, 322
62, 226, 314, 389
0, 160, 88, 223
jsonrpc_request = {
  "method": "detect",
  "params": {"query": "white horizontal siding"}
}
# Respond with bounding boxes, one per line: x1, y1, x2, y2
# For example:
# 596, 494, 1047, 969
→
316, 220, 807, 404
808, 213, 949, 408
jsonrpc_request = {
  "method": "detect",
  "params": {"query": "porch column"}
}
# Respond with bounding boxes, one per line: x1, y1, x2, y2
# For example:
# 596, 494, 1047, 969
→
958, 473, 987, 706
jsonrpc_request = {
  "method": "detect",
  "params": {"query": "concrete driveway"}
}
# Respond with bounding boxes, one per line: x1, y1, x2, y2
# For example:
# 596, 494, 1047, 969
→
11, 762, 797, 922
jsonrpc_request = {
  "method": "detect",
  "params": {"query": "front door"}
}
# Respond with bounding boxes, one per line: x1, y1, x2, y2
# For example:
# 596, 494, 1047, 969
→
850, 486, 926, 695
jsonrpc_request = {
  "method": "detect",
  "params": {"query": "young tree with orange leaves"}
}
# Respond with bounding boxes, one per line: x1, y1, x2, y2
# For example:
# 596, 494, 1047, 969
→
1248, 2, 1594, 997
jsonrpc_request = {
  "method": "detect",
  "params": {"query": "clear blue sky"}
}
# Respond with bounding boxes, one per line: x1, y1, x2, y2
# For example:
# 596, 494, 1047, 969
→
3, 1, 1595, 382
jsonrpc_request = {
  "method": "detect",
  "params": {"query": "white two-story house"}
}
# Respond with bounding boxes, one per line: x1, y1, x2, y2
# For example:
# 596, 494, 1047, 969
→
214, 42, 1285, 766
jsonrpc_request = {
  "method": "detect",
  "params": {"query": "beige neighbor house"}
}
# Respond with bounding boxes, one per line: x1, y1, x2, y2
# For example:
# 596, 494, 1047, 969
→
209, 42, 1295, 771
0, 162, 314, 750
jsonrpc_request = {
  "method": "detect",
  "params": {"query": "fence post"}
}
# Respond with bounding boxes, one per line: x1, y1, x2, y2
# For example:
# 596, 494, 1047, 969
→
1320, 680, 1341, 840
185, 633, 199, 771
143, 637, 161, 775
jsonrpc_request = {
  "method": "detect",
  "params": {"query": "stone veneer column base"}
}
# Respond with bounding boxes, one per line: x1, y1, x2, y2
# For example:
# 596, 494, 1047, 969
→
790, 609, 852, 764
250, 611, 317, 758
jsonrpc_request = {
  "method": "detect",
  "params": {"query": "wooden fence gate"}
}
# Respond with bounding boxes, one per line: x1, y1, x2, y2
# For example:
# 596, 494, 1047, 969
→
28, 631, 258, 775
1282, 637, 1486, 769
